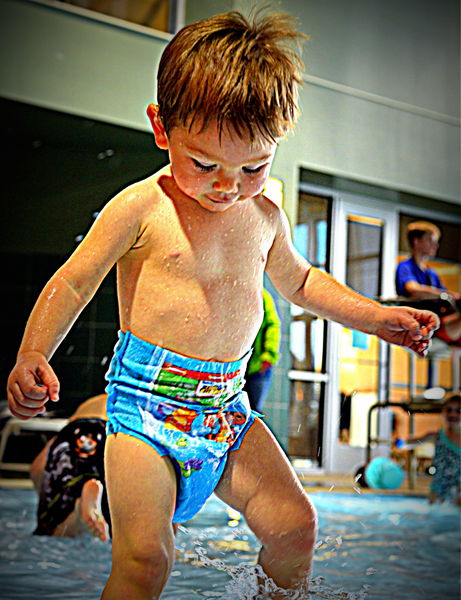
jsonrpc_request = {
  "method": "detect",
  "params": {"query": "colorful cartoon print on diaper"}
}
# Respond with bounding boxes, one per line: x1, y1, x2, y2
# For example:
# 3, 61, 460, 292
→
161, 404, 246, 446
177, 457, 204, 478
152, 362, 244, 407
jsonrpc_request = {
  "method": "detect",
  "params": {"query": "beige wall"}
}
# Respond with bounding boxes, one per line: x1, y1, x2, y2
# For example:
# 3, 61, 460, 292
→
1, 0, 459, 222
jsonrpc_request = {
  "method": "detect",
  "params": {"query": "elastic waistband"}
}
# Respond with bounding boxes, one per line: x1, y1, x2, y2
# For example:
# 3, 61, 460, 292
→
117, 330, 251, 380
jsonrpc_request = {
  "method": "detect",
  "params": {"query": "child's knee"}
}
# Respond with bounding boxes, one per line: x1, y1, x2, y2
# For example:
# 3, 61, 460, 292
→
113, 536, 174, 587
290, 518, 317, 559
266, 496, 318, 559
286, 509, 317, 557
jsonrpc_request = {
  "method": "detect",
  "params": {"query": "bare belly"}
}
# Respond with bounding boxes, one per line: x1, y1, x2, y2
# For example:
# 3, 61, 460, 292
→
119, 287, 263, 362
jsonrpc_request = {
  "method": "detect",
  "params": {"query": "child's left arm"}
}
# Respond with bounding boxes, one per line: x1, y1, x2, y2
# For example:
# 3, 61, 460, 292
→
265, 208, 439, 358
405, 432, 438, 445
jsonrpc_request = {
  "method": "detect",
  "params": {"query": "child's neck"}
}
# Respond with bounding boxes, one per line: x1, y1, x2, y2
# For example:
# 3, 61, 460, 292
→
444, 425, 461, 447
412, 250, 428, 269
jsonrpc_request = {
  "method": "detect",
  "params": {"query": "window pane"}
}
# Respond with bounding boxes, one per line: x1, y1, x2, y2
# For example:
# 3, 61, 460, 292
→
296, 192, 330, 269
61, 0, 172, 33
339, 213, 384, 447
346, 215, 384, 298
289, 192, 331, 464
290, 192, 331, 373
288, 381, 323, 465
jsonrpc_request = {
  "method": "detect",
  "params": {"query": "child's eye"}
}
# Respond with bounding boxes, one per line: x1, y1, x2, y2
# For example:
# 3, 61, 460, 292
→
242, 164, 265, 174
192, 159, 216, 172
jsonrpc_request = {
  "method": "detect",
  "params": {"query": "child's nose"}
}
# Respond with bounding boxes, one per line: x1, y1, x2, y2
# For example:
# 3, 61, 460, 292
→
213, 171, 239, 194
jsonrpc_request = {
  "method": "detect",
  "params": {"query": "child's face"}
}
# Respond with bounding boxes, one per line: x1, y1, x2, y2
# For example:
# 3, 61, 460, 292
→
415, 232, 439, 257
153, 112, 278, 212
443, 401, 461, 428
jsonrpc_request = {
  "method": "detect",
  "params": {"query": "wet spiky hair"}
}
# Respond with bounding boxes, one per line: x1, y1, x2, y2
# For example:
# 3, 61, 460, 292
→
156, 10, 306, 143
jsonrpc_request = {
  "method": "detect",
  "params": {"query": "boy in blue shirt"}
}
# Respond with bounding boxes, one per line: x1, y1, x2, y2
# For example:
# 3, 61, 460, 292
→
396, 221, 460, 345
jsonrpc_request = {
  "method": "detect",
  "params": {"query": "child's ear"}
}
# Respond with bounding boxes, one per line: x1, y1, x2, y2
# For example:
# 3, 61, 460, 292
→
146, 103, 168, 149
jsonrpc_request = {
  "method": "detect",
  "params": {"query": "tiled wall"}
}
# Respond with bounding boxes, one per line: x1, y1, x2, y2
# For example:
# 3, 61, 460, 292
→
3, 253, 118, 416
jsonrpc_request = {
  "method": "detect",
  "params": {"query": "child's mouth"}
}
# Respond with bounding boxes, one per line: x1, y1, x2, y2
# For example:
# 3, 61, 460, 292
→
206, 195, 238, 204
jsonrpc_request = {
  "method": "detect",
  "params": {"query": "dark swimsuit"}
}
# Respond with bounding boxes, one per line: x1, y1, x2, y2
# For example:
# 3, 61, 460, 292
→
34, 418, 110, 536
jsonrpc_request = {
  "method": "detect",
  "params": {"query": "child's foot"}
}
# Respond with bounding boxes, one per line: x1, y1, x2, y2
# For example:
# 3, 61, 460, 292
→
80, 479, 109, 542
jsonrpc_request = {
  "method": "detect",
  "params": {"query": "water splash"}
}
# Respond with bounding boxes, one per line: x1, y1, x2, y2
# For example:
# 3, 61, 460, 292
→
193, 542, 369, 599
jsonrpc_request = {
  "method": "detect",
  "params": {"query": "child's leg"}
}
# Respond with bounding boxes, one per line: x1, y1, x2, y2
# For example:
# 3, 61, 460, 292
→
102, 433, 178, 600
79, 479, 109, 541
52, 479, 109, 541
215, 418, 317, 597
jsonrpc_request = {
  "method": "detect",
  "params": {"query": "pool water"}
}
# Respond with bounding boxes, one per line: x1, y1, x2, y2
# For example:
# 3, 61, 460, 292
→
0, 487, 459, 599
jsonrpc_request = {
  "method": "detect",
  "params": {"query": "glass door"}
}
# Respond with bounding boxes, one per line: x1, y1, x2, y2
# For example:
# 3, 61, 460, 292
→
327, 196, 397, 468
288, 190, 331, 468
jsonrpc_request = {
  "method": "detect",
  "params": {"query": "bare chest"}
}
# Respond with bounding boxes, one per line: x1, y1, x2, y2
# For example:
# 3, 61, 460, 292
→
138, 202, 274, 283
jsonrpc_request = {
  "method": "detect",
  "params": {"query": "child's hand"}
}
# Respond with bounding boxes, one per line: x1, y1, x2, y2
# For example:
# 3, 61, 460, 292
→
375, 306, 439, 357
6, 352, 60, 419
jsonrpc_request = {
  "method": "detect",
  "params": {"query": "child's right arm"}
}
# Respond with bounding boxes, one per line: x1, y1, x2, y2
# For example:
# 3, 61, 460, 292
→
7, 187, 145, 419
401, 432, 438, 446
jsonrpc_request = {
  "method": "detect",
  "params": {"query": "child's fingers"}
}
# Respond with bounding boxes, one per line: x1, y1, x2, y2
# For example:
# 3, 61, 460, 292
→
37, 364, 60, 402
7, 359, 60, 419
409, 340, 430, 358
9, 402, 46, 419
7, 382, 47, 419
398, 308, 439, 340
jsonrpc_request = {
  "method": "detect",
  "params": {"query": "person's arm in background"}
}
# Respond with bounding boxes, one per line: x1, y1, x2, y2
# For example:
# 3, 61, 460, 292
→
260, 290, 282, 372
394, 431, 438, 451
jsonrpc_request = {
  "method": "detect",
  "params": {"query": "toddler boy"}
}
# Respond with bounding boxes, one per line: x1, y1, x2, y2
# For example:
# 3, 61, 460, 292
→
7, 11, 438, 599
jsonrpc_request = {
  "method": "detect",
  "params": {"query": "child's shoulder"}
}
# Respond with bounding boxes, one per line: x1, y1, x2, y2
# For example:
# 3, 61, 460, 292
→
255, 192, 285, 218
255, 193, 291, 235
108, 167, 169, 213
